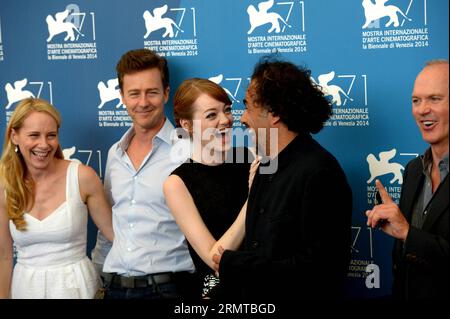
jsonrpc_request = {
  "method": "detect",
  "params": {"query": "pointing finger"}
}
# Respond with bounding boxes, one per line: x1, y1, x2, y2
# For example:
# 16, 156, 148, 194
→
376, 179, 393, 204
366, 209, 375, 226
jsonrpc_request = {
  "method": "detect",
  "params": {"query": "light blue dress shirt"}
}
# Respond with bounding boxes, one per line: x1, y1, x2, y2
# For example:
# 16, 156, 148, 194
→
92, 119, 194, 276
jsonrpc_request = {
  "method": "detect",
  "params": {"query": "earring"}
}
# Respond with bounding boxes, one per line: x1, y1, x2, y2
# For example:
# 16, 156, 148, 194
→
14, 145, 18, 153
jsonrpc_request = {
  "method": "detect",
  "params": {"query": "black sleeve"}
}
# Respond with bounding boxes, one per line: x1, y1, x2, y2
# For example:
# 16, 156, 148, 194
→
219, 166, 352, 296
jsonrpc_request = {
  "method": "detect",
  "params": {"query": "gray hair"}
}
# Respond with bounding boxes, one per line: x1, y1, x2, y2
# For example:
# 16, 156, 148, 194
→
425, 59, 449, 67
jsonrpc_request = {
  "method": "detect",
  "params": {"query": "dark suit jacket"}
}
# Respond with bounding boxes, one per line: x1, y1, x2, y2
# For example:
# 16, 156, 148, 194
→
392, 155, 449, 299
219, 134, 353, 299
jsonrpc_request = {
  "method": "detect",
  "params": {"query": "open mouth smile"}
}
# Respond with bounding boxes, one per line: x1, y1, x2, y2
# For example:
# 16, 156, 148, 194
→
31, 150, 50, 158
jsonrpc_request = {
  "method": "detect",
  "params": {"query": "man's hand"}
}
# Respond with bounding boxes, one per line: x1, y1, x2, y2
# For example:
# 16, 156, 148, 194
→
365, 180, 410, 241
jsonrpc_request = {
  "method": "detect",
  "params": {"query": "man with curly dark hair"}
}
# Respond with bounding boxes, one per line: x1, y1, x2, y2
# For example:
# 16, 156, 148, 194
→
213, 57, 353, 299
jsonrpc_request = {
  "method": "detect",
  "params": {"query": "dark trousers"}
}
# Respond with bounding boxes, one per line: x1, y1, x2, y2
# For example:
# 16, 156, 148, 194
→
103, 272, 197, 300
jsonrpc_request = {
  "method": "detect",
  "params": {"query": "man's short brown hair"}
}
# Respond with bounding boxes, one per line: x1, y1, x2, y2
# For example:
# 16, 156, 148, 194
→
116, 49, 169, 91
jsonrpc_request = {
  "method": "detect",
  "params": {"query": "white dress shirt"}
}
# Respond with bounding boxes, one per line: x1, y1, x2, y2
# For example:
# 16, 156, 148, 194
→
92, 119, 194, 276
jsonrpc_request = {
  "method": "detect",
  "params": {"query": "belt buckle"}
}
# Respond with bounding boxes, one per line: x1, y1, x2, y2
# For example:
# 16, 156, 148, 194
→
121, 276, 135, 288
152, 273, 171, 285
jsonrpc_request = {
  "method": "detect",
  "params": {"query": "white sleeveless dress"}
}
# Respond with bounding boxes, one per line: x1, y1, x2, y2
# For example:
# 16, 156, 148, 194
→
9, 161, 101, 299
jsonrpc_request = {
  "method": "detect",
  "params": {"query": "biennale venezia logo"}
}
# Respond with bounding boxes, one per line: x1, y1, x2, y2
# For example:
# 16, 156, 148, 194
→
46, 9, 85, 42
4, 79, 35, 110
351, 147, 413, 283
46, 4, 98, 60
3, 78, 53, 123
247, 0, 292, 34
96, 77, 130, 129
143, 4, 198, 58
312, 71, 353, 107
366, 148, 405, 185
246, 0, 307, 55
143, 5, 184, 39
311, 71, 370, 128
365, 148, 418, 206
362, 0, 412, 29
360, 0, 429, 50
209, 74, 241, 105
97, 78, 123, 109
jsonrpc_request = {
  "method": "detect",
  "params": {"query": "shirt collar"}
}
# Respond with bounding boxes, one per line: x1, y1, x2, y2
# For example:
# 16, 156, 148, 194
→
116, 118, 175, 155
421, 148, 449, 178
260, 132, 312, 171
156, 117, 176, 146
421, 148, 433, 175
440, 153, 449, 175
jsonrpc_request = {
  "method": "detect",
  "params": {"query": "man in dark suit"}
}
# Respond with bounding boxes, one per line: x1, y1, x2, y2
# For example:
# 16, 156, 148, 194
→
212, 57, 353, 299
366, 60, 449, 299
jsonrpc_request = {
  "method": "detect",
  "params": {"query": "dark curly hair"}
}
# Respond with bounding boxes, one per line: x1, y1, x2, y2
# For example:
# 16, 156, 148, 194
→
250, 56, 332, 134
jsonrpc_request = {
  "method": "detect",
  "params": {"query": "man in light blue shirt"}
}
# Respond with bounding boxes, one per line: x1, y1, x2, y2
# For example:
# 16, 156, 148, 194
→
92, 49, 195, 299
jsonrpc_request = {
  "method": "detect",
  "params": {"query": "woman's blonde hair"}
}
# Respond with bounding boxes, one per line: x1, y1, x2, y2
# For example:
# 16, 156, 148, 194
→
0, 98, 64, 230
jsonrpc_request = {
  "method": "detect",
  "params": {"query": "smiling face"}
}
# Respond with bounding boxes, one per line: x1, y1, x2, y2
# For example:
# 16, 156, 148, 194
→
185, 93, 233, 154
121, 67, 169, 132
412, 63, 449, 153
11, 111, 60, 173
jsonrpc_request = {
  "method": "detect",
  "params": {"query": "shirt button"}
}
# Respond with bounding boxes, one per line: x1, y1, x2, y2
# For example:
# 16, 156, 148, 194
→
127, 247, 132, 252
129, 223, 134, 228
251, 241, 259, 248
131, 199, 136, 205
134, 176, 138, 180
258, 208, 265, 215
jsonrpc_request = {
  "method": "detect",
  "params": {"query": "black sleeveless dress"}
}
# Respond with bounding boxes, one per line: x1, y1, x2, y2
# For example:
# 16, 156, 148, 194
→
170, 147, 251, 298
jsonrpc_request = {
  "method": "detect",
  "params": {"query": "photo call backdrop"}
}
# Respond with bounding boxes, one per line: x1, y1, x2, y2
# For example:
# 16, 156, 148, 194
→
0, 0, 448, 299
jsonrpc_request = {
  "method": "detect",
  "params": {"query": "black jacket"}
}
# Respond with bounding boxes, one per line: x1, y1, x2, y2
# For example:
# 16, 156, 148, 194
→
392, 155, 449, 299
220, 134, 352, 299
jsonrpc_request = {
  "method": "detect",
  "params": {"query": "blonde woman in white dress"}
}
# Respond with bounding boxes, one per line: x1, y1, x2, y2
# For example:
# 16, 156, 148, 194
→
0, 98, 114, 299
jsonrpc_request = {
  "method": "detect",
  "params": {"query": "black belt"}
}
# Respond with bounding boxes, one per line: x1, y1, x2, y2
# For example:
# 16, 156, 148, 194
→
103, 272, 174, 289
